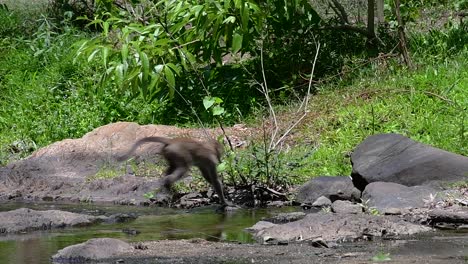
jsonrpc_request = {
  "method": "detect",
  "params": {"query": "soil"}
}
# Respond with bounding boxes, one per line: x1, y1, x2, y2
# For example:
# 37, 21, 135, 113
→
115, 237, 468, 264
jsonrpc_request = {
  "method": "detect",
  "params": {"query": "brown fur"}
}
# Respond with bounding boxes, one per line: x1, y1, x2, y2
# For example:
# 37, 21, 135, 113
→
117, 137, 227, 205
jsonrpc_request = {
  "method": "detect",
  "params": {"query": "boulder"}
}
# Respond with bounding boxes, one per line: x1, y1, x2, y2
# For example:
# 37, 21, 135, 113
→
0, 208, 99, 234
351, 133, 468, 190
51, 238, 133, 263
362, 182, 441, 212
0, 122, 231, 204
296, 176, 361, 206
248, 212, 431, 245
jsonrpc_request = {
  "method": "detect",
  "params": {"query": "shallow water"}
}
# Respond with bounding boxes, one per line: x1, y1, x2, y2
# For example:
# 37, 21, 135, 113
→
0, 203, 467, 264
0, 202, 296, 264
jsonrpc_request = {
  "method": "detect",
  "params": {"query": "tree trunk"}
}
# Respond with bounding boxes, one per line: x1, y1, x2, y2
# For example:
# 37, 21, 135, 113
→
394, 0, 413, 69
376, 0, 384, 24
367, 0, 376, 39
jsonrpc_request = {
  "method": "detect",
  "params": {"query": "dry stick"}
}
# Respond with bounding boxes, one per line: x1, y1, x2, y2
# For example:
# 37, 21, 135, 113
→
258, 46, 279, 152
271, 42, 321, 150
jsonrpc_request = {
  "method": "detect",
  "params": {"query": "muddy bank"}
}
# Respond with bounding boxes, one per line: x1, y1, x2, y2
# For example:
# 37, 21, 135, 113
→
51, 236, 468, 264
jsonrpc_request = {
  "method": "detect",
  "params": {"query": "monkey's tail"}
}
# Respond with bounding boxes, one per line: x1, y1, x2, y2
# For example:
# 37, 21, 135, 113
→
116, 136, 171, 162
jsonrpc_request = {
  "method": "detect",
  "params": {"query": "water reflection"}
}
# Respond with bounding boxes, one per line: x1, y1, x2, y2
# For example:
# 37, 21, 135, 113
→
0, 203, 294, 264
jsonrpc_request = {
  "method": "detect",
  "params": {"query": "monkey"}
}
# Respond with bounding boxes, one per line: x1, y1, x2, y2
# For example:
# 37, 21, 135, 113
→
117, 136, 230, 206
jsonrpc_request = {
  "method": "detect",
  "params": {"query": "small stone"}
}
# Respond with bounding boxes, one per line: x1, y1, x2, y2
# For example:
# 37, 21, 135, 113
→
312, 196, 332, 207
331, 200, 363, 214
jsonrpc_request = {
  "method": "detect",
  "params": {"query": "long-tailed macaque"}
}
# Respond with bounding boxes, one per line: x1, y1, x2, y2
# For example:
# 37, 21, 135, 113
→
117, 137, 229, 206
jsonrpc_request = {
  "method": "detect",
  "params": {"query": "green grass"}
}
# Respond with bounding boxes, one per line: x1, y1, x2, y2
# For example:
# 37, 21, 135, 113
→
291, 52, 467, 177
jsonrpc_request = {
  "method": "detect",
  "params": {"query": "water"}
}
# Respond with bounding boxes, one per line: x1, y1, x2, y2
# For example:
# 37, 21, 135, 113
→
0, 202, 295, 264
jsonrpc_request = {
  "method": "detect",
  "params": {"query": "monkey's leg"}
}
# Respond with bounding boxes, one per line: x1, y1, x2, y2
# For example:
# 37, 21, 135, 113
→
161, 166, 189, 188
200, 165, 228, 205
160, 150, 190, 190
154, 155, 187, 204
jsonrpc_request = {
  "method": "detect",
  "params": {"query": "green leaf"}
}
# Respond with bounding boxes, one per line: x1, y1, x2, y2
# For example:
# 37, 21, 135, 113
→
166, 63, 181, 75
139, 51, 149, 82
103, 21, 109, 36
213, 97, 223, 104
102, 46, 109, 67
241, 3, 249, 30
232, 32, 243, 53
115, 64, 124, 85
87, 49, 100, 63
121, 44, 129, 61
203, 96, 215, 110
223, 16, 236, 24
154, 64, 164, 73
217, 161, 227, 172
164, 66, 175, 88
212, 105, 225, 116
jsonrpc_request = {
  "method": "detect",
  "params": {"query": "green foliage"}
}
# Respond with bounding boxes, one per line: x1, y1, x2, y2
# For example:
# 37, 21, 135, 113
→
0, 5, 18, 36
371, 252, 391, 262
75, 0, 264, 105
88, 165, 123, 181
410, 20, 468, 57
222, 142, 315, 189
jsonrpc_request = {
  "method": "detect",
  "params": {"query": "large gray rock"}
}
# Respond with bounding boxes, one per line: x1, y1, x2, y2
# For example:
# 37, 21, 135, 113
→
362, 182, 441, 212
351, 133, 468, 190
296, 176, 361, 205
0, 208, 99, 234
248, 212, 431, 244
52, 238, 134, 263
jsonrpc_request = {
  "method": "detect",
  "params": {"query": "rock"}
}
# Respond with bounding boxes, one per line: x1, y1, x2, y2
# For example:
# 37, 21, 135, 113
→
267, 200, 292, 207
0, 122, 230, 204
263, 212, 306, 224
101, 213, 138, 224
296, 176, 361, 206
362, 182, 441, 212
383, 208, 404, 215
312, 196, 332, 207
178, 192, 210, 208
331, 200, 363, 214
250, 212, 432, 245
245, 221, 278, 233
51, 238, 134, 263
351, 133, 468, 190
428, 209, 468, 224
122, 228, 141, 235
0, 208, 99, 234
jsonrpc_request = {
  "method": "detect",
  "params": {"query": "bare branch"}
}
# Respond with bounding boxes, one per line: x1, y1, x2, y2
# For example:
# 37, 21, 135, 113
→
330, 0, 350, 24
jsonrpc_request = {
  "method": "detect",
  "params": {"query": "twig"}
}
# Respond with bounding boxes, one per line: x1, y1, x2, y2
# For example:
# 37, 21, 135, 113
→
258, 45, 279, 151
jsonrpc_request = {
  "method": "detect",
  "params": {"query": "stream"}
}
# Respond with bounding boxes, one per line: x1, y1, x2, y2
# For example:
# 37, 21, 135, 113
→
0, 202, 467, 264
0, 202, 295, 264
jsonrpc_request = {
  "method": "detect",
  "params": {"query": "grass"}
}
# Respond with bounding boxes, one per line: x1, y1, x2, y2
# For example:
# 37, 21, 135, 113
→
0, 2, 466, 189
259, 51, 466, 180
